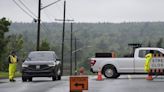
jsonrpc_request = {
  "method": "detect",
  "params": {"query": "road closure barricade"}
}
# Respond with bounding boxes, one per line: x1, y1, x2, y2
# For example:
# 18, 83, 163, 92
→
149, 54, 164, 77
70, 76, 88, 92
70, 67, 88, 92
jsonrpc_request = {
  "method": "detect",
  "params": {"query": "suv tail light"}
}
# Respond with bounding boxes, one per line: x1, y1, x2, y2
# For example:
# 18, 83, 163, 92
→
90, 59, 96, 66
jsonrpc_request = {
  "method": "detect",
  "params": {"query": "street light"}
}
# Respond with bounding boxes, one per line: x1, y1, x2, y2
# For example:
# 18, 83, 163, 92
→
63, 45, 92, 75
72, 46, 92, 54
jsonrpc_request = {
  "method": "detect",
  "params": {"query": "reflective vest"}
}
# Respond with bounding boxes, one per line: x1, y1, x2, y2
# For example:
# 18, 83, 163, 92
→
9, 55, 17, 63
144, 53, 152, 72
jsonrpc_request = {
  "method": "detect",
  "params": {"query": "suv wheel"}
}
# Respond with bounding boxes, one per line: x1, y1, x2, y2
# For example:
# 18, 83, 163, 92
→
52, 76, 56, 81
57, 69, 61, 80
57, 75, 61, 80
22, 77, 27, 82
28, 77, 32, 82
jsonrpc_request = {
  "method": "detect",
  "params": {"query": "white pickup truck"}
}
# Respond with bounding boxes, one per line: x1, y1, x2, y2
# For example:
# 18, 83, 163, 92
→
90, 47, 164, 78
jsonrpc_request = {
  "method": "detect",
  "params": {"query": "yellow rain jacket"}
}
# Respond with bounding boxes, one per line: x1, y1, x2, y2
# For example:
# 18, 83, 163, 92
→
144, 53, 153, 72
9, 55, 17, 80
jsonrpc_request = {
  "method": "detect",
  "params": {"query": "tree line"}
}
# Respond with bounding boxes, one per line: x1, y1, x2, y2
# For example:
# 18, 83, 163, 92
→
1, 17, 164, 74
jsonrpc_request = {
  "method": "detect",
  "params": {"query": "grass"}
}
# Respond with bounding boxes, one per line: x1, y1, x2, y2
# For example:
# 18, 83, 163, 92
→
0, 72, 22, 79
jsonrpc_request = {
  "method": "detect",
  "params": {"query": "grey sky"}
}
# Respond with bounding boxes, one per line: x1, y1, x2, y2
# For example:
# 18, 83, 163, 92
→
0, 0, 164, 23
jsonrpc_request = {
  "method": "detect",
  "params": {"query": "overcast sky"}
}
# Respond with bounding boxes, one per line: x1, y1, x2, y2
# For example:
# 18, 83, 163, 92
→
0, 0, 164, 23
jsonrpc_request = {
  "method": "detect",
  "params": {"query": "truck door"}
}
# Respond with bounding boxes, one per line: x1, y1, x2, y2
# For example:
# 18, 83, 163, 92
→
134, 50, 150, 73
134, 50, 147, 73
134, 50, 163, 73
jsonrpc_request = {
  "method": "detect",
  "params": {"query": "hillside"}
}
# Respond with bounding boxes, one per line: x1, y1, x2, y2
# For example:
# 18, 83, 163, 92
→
8, 22, 164, 70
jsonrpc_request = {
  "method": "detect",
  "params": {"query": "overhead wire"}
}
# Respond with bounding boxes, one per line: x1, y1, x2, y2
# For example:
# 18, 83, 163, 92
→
40, 23, 51, 39
14, 0, 50, 31
13, 0, 63, 34
43, 10, 53, 22
18, 0, 37, 18
41, 0, 63, 22
12, 0, 35, 19
41, 23, 50, 33
41, 0, 62, 10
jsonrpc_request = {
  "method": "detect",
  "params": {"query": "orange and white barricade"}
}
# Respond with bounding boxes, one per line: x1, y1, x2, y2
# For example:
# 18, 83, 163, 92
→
149, 54, 164, 79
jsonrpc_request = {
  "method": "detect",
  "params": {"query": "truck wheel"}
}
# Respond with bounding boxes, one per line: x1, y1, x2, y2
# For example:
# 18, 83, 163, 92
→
22, 77, 27, 82
115, 73, 120, 78
102, 65, 119, 78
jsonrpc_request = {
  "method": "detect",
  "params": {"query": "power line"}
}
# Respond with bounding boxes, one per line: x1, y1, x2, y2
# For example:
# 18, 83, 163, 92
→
41, 0, 62, 10
40, 24, 49, 36
18, 0, 37, 18
13, 0, 35, 19
43, 10, 53, 22
41, 23, 50, 33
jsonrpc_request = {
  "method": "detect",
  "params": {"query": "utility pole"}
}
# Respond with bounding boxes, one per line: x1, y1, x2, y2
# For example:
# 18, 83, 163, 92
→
36, 0, 62, 51
74, 37, 77, 75
55, 19, 74, 76
61, 0, 66, 75
37, 0, 41, 51
70, 23, 73, 75
55, 20, 74, 75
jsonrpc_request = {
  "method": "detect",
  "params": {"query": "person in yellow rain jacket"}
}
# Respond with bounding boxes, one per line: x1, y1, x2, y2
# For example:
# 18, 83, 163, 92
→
8, 51, 18, 82
144, 51, 153, 72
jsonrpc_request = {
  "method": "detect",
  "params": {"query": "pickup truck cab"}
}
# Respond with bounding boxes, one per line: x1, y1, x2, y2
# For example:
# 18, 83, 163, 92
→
90, 47, 164, 78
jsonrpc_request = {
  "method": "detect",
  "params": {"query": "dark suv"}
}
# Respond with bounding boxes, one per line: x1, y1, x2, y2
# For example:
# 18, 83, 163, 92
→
22, 51, 61, 82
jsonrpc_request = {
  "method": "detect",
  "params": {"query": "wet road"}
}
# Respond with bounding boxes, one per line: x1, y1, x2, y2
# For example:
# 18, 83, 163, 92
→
90, 75, 164, 92
1, 75, 164, 92
0, 76, 69, 92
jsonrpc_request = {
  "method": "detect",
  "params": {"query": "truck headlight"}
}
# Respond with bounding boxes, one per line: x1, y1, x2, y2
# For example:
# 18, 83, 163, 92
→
48, 62, 56, 67
22, 64, 28, 67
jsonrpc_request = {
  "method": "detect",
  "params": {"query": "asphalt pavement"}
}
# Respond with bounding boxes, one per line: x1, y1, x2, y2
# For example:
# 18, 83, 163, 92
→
90, 75, 164, 92
1, 75, 164, 92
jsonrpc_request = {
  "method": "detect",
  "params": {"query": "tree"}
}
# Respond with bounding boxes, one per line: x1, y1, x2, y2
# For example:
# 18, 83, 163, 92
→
7, 34, 24, 52
147, 41, 152, 47
156, 38, 163, 48
40, 39, 50, 51
1, 34, 24, 71
0, 18, 11, 71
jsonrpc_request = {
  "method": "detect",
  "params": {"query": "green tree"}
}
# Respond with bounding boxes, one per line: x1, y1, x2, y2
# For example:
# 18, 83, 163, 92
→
7, 34, 24, 51
156, 38, 163, 48
147, 41, 152, 47
0, 18, 11, 71
1, 34, 24, 71
40, 39, 50, 51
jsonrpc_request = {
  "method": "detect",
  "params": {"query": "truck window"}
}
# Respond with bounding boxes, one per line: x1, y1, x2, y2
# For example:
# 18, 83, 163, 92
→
139, 50, 148, 58
139, 50, 164, 58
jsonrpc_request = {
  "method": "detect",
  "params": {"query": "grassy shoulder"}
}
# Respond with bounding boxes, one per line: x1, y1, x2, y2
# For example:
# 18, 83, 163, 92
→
0, 72, 22, 79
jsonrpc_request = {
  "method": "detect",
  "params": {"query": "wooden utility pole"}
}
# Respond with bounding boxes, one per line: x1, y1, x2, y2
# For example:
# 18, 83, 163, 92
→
61, 0, 66, 75
74, 37, 77, 75
70, 23, 73, 75
37, 0, 41, 51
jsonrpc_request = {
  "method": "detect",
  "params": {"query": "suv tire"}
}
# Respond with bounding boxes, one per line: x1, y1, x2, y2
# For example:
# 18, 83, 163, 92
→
22, 76, 27, 82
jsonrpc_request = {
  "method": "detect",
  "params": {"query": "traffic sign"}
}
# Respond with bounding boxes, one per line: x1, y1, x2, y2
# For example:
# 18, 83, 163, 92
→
70, 76, 88, 92
150, 58, 164, 69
